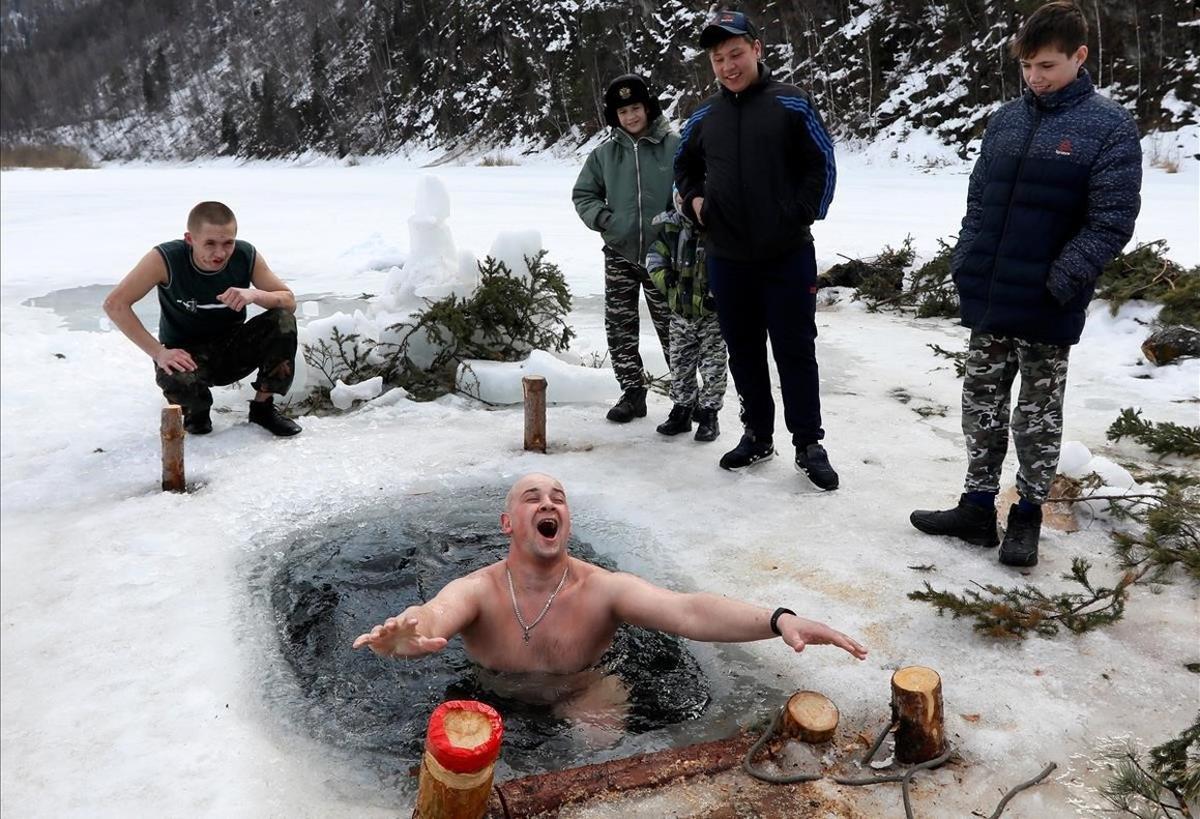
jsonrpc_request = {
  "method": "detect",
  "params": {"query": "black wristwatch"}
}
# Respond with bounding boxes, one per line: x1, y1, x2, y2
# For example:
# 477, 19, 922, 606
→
770, 607, 796, 636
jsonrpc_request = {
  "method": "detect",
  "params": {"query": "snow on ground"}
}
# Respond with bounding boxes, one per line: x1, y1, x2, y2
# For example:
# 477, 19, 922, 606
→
1, 152, 1197, 818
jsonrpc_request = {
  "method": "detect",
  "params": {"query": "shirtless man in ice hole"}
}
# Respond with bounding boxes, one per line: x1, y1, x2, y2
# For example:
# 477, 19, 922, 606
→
353, 473, 867, 743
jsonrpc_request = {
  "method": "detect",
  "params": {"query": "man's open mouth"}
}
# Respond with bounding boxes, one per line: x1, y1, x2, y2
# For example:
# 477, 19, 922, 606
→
536, 519, 559, 537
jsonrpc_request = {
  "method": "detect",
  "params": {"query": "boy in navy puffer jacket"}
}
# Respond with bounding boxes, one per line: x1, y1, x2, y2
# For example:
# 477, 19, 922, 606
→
910, 1, 1142, 568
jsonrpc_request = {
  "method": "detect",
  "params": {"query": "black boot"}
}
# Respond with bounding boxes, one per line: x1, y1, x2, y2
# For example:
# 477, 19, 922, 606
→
719, 432, 775, 470
999, 504, 1042, 567
693, 407, 720, 442
795, 443, 839, 491
656, 403, 693, 436
910, 494, 999, 547
607, 387, 648, 423
184, 409, 212, 435
248, 397, 302, 437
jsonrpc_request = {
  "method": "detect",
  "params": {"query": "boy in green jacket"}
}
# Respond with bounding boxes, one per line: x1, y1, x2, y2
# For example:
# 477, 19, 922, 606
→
572, 75, 678, 423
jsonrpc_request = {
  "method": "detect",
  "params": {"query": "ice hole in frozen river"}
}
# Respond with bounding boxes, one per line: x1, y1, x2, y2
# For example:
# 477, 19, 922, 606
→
253, 485, 784, 785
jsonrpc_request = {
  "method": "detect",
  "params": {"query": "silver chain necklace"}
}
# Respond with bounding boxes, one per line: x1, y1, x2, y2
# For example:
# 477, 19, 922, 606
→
505, 562, 570, 643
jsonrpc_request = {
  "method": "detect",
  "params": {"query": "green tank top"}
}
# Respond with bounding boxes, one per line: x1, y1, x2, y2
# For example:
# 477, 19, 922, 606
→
155, 239, 256, 346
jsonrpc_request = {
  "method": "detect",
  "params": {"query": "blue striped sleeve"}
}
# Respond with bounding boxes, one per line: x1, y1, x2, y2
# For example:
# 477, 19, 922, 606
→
675, 104, 711, 163
776, 95, 837, 219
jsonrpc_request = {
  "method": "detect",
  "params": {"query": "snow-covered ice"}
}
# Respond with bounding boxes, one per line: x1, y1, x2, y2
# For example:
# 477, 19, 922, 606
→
1, 150, 1197, 818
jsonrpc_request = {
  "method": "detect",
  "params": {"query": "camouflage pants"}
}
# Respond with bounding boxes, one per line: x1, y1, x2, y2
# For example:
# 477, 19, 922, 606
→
604, 248, 672, 391
669, 313, 728, 411
962, 331, 1071, 504
155, 308, 298, 418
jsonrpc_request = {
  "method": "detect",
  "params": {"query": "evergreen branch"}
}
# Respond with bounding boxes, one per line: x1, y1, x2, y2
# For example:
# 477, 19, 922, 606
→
1107, 408, 1200, 458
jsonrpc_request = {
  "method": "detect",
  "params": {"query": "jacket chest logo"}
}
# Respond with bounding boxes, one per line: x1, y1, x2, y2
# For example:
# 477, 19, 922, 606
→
1055, 138, 1073, 157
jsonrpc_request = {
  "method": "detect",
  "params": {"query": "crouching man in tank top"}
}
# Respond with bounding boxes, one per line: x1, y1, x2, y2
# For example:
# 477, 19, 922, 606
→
103, 201, 302, 436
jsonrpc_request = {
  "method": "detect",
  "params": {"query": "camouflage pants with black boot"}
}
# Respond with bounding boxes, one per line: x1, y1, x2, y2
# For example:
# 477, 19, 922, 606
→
962, 331, 1071, 502
604, 248, 672, 390
155, 308, 299, 434
669, 313, 727, 411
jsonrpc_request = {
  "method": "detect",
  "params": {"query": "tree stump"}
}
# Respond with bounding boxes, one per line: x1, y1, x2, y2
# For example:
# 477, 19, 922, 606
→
415, 700, 503, 819
523, 375, 547, 453
1142, 325, 1200, 366
161, 405, 185, 492
890, 666, 945, 764
782, 690, 839, 743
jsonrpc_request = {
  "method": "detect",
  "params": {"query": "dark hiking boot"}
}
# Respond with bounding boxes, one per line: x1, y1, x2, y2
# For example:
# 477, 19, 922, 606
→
656, 403, 694, 436
795, 443, 839, 491
184, 410, 212, 435
719, 433, 775, 470
909, 495, 999, 548
693, 408, 720, 442
249, 398, 302, 437
607, 388, 648, 423
999, 504, 1042, 567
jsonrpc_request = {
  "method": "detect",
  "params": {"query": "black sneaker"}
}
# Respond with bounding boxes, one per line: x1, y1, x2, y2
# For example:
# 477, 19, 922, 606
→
719, 433, 774, 470
184, 410, 212, 435
606, 387, 648, 423
795, 443, 839, 491
656, 403, 693, 436
909, 494, 999, 548
999, 504, 1042, 567
248, 398, 302, 437
693, 407, 720, 442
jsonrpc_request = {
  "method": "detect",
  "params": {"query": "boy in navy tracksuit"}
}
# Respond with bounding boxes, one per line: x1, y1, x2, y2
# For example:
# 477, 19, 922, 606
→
911, 1, 1142, 566
674, 9, 840, 491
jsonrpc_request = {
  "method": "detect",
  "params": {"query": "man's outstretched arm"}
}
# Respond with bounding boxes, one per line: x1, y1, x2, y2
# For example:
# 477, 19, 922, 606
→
351, 574, 483, 658
605, 572, 867, 660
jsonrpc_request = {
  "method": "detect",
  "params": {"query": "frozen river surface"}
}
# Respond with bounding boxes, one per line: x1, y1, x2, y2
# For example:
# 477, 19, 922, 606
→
1, 152, 1197, 817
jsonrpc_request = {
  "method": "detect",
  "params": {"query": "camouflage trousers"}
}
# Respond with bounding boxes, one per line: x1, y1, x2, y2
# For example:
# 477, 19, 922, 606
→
962, 331, 1071, 504
604, 248, 672, 391
155, 308, 298, 418
668, 313, 728, 411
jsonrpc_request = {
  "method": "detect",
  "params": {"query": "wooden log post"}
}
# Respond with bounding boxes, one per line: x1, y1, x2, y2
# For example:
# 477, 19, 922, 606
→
890, 666, 945, 764
781, 690, 839, 743
522, 375, 547, 453
415, 700, 503, 819
161, 405, 185, 492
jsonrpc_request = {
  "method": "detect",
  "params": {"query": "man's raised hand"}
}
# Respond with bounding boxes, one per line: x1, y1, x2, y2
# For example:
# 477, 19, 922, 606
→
351, 616, 448, 658
778, 614, 868, 660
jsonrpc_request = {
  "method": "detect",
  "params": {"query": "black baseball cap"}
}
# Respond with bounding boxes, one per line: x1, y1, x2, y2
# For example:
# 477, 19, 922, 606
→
699, 10, 760, 48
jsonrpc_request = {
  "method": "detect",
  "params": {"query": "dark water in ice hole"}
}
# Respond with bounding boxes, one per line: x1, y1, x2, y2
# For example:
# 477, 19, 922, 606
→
261, 490, 783, 783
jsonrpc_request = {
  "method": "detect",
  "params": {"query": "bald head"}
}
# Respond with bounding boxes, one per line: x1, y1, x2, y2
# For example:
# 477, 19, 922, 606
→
505, 473, 565, 512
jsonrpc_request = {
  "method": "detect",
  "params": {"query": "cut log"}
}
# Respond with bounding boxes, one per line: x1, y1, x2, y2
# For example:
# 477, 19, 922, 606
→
781, 690, 839, 744
890, 666, 945, 764
1142, 325, 1200, 366
522, 375, 547, 453
161, 405, 185, 492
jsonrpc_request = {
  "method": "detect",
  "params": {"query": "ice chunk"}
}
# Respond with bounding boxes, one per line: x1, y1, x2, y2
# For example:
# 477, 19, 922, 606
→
413, 175, 451, 222
488, 230, 543, 280
457, 350, 618, 405
1083, 455, 1136, 490
330, 376, 384, 410
301, 301, 320, 318
1057, 441, 1092, 477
